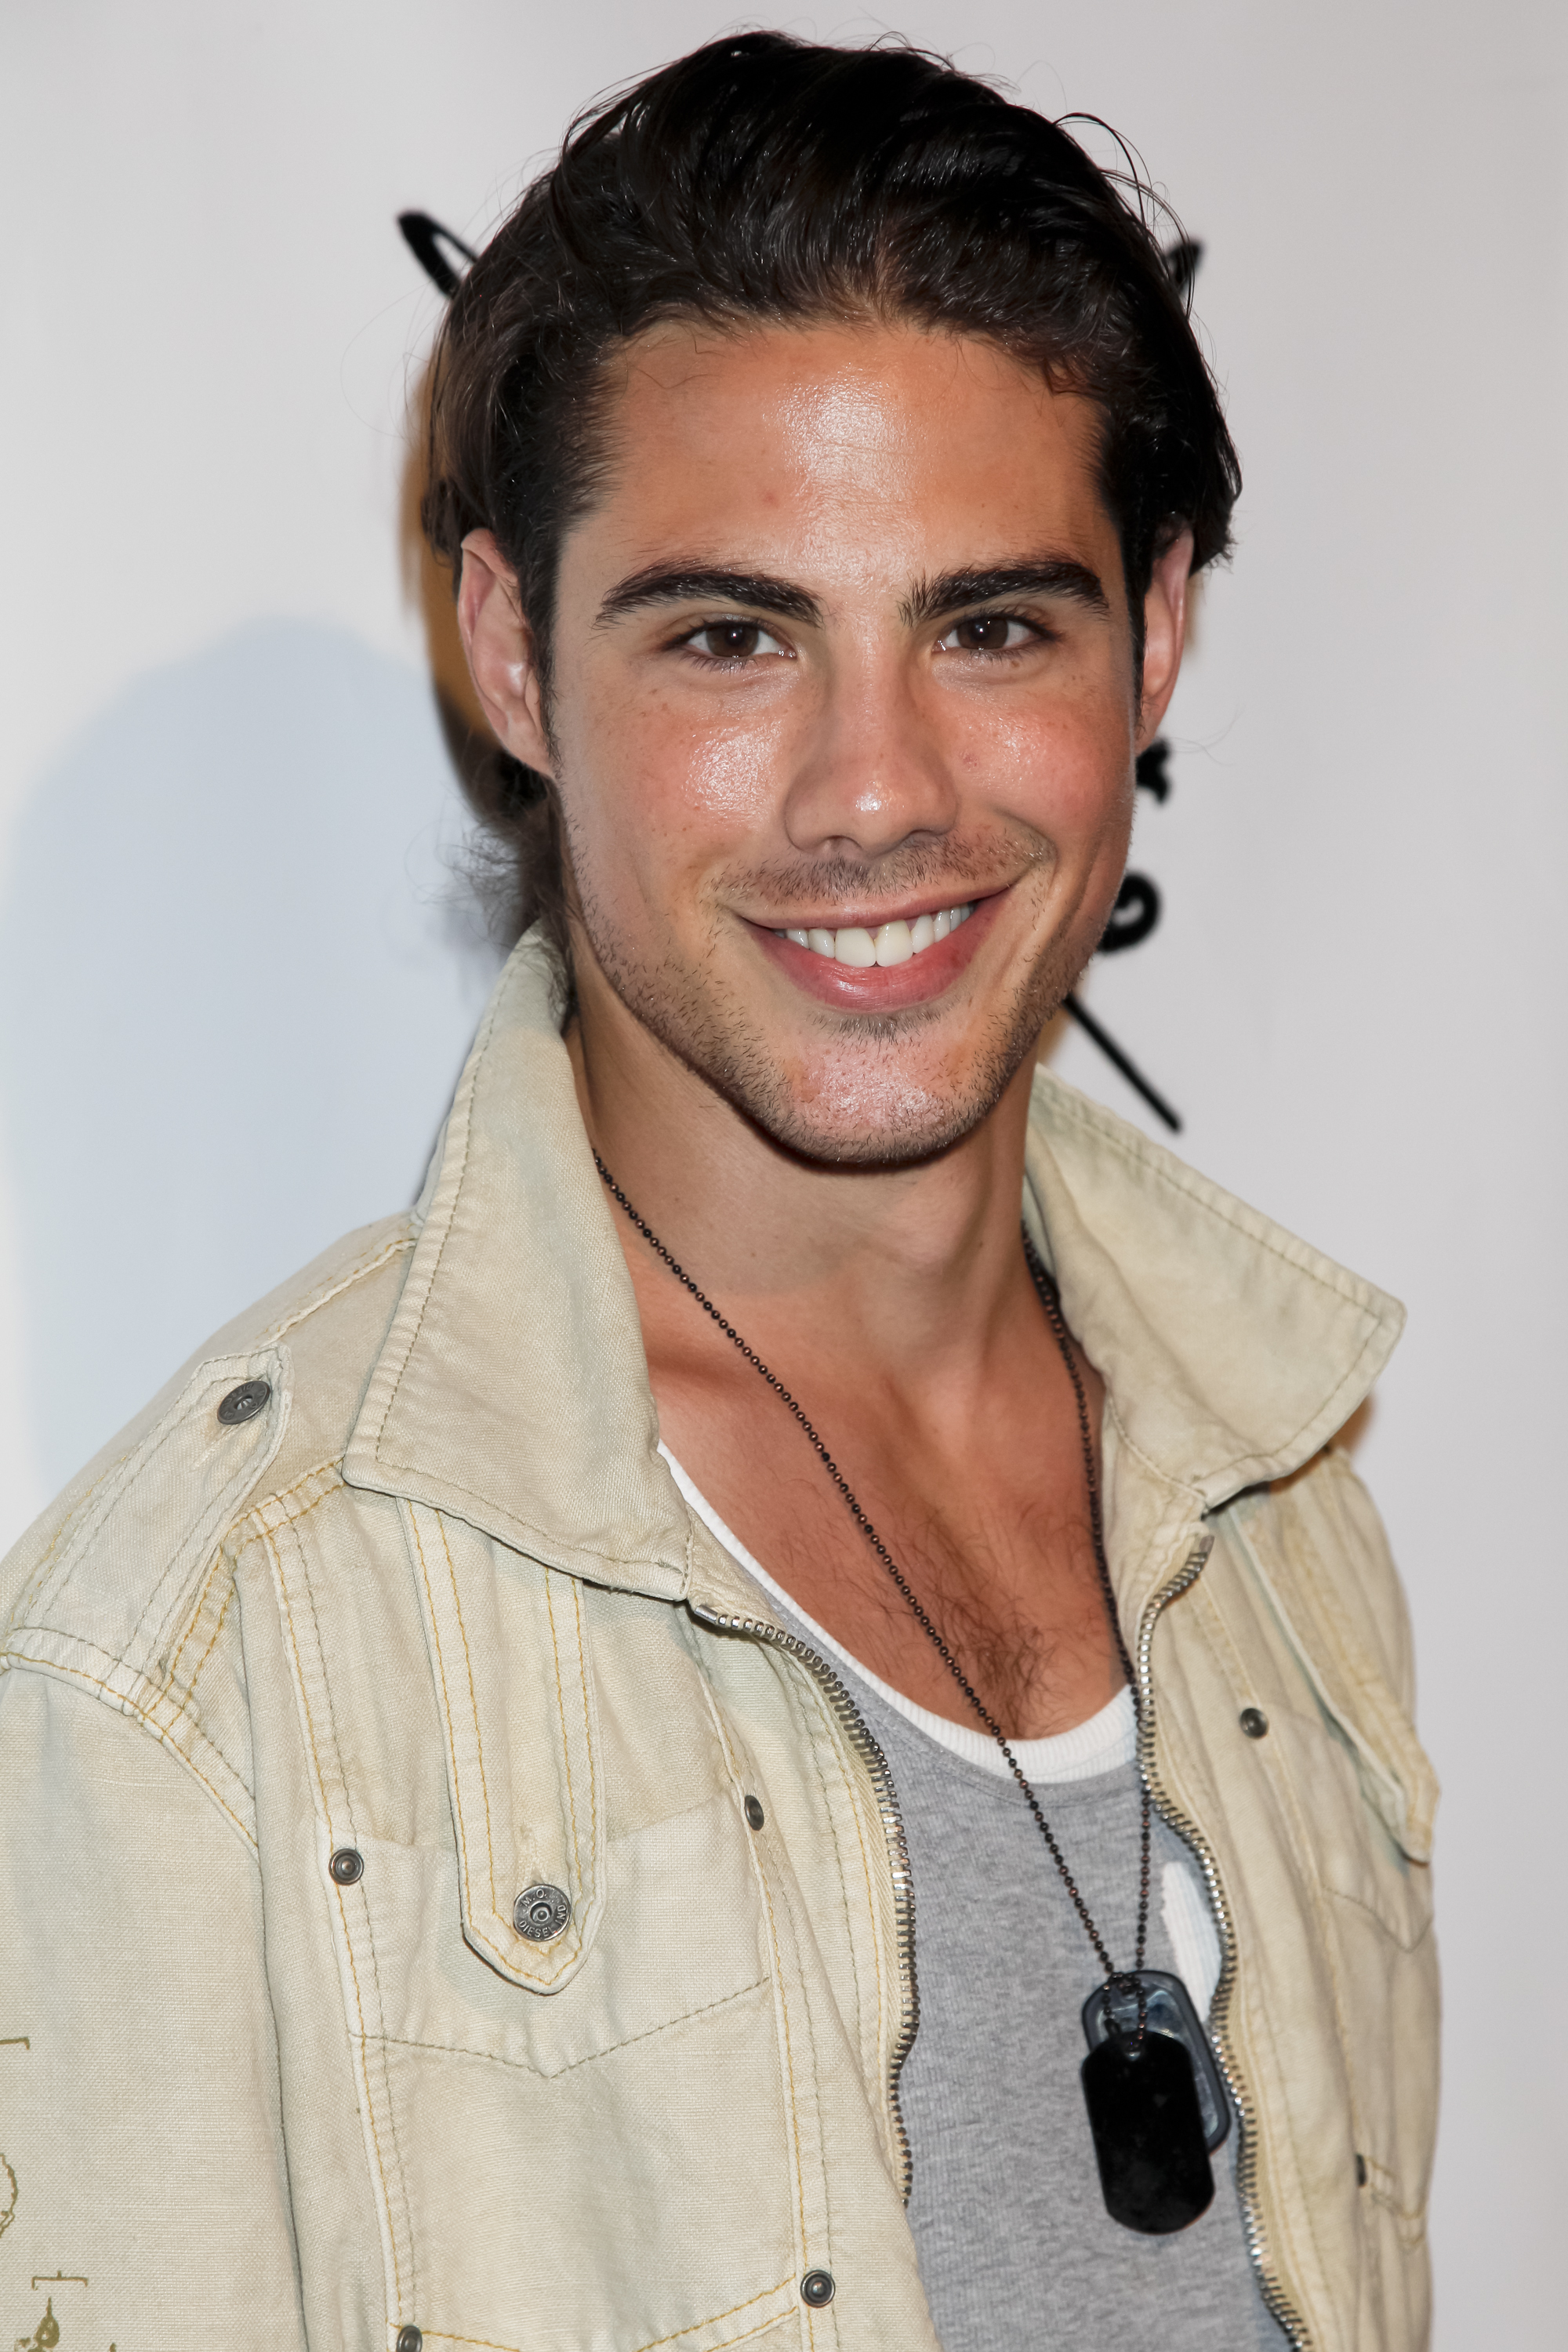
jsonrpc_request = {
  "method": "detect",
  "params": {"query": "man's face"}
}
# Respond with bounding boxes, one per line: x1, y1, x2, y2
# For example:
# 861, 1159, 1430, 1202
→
465, 318, 1188, 1166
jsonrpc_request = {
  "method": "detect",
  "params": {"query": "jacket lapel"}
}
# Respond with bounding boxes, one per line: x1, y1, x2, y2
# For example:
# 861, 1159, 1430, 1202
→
344, 935, 689, 1599
1024, 1075, 1403, 1511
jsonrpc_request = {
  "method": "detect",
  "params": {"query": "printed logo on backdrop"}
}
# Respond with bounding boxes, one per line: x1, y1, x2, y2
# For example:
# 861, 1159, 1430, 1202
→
399, 212, 1194, 1132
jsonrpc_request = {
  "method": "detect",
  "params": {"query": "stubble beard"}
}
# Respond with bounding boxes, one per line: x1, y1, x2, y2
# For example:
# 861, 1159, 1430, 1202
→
567, 841, 1094, 1171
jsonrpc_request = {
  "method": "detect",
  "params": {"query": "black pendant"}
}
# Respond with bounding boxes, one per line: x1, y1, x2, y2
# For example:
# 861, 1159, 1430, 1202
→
1080, 1969, 1231, 2152
1080, 2027, 1215, 2234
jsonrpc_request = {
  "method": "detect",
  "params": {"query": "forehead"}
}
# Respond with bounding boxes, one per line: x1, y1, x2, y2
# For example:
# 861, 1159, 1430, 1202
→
566, 316, 1120, 596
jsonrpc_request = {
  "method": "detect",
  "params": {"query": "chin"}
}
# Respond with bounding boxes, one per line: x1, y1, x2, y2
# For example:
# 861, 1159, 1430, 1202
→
641, 974, 1061, 1170
578, 895, 1086, 1169
735, 1058, 1017, 1169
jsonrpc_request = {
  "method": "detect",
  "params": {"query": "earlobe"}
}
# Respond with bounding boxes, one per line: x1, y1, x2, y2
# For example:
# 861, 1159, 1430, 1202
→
456, 528, 555, 775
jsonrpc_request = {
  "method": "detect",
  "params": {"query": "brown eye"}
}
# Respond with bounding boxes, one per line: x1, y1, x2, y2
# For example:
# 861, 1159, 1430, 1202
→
699, 620, 764, 659
952, 613, 1025, 652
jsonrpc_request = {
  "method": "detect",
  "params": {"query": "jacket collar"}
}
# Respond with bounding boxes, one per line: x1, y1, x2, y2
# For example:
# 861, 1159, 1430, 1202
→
343, 936, 1403, 1587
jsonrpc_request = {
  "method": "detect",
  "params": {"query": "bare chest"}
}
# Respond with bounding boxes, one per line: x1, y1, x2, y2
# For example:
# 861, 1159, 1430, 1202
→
661, 1377, 1124, 1742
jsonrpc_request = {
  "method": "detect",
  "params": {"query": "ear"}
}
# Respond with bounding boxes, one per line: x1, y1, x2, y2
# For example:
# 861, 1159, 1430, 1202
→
1135, 528, 1195, 750
456, 529, 554, 775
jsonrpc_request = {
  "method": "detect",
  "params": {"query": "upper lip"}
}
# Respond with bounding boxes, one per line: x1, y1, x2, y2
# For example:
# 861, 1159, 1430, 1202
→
749, 884, 1005, 931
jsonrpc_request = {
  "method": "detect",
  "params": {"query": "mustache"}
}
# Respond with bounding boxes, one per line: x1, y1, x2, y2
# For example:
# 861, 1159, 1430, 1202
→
719, 833, 1046, 907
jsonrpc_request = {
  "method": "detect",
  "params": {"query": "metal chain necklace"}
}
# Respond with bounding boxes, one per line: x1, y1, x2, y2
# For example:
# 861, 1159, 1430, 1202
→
595, 1151, 1222, 2233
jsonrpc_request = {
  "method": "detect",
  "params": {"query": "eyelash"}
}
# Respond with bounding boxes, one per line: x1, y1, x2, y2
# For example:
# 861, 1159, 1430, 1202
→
670, 606, 1058, 670
934, 610, 1055, 657
670, 619, 793, 670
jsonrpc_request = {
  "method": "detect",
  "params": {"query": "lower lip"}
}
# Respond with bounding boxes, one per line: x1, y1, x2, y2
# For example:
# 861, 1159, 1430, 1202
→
750, 894, 1005, 1010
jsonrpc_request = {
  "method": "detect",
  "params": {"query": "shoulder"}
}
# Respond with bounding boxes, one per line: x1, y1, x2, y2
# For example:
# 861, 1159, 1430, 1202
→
0, 1212, 418, 1838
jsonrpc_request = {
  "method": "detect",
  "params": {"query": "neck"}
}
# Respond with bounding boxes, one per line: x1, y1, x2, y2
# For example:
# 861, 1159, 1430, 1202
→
566, 981, 1040, 1377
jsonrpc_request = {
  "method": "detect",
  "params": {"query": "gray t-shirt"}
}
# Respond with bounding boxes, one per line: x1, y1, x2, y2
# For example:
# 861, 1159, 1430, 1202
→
843, 1668, 1284, 2350
669, 1456, 1285, 2350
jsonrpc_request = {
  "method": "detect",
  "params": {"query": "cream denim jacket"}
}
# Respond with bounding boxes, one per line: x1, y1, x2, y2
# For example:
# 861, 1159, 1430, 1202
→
0, 938, 1438, 2352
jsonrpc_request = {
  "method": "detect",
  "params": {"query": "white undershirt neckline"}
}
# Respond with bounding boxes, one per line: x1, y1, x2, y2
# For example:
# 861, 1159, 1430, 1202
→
662, 1445, 1136, 1785
663, 1444, 1223, 2014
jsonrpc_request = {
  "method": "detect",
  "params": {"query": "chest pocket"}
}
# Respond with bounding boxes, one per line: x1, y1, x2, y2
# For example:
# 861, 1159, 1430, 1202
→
387, 1504, 772, 2071
268, 1490, 797, 2351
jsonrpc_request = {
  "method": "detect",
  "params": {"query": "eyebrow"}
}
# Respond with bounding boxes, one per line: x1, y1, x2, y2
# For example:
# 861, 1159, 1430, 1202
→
901, 561, 1109, 626
593, 554, 1110, 631
596, 566, 822, 628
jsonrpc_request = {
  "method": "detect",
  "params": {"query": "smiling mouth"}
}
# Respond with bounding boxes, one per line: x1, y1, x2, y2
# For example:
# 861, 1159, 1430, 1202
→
771, 902, 975, 968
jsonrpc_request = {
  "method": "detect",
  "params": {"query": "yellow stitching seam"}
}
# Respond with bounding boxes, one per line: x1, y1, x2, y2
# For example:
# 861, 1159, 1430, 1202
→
252, 1468, 349, 1535
794, 1656, 883, 2111
412, 1512, 518, 1971
433, 1514, 581, 1987
287, 1511, 417, 2304
545, 1571, 584, 1894
372, 1975, 769, 2078
1189, 1580, 1346, 2307
264, 1520, 404, 2307
55, 1366, 281, 1647
575, 1576, 600, 1891
414, 2278, 796, 2352
256, 1228, 414, 1346
164, 1540, 234, 1685
425, 1513, 514, 1976
687, 1658, 812, 2283
0, 1650, 254, 1842
176, 1565, 237, 1703
751, 1798, 811, 2283
634, 2278, 795, 2352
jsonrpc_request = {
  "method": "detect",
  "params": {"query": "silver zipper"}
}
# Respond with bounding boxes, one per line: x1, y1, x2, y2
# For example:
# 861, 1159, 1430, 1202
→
1135, 1533, 1312, 2350
691, 1602, 920, 2203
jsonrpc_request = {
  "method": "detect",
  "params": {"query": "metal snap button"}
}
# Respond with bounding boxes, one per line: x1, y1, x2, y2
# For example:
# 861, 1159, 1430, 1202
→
1239, 1707, 1269, 1740
396, 2328, 423, 2352
514, 1883, 572, 1943
328, 1847, 365, 1886
217, 1378, 271, 1425
800, 2270, 835, 2307
743, 1795, 765, 1830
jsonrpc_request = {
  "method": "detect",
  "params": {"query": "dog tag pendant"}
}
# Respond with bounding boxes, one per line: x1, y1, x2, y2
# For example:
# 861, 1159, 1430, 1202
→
1080, 1969, 1231, 2151
1080, 2016, 1215, 2234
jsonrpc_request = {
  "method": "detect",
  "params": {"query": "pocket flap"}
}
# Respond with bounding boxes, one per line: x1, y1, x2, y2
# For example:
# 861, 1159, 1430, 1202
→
1226, 1501, 1437, 1864
401, 1502, 603, 1991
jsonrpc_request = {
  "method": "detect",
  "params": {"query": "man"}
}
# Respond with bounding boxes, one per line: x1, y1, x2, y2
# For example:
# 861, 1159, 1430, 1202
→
0, 32, 1436, 2352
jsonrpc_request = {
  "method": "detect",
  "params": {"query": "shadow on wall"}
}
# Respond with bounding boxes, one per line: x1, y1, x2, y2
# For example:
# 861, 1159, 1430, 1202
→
0, 619, 504, 1490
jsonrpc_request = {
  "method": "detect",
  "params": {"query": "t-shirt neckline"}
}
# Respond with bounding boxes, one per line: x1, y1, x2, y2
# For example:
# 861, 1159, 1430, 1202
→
662, 1444, 1135, 1785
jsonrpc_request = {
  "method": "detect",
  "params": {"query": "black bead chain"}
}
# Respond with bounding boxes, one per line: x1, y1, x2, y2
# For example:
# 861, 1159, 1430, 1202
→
595, 1152, 1152, 2016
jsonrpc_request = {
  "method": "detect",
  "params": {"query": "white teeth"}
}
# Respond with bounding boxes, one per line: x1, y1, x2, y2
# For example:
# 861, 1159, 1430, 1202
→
777, 904, 973, 963
834, 927, 878, 967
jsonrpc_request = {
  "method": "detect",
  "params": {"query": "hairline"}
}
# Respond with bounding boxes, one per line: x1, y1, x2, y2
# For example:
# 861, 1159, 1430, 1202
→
511, 302, 1148, 685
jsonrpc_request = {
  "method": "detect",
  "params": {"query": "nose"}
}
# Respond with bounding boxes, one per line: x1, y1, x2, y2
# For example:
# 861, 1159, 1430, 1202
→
780, 647, 958, 864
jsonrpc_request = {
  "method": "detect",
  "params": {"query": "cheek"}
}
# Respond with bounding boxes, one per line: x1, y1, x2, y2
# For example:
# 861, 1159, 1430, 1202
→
946, 688, 1134, 855
555, 677, 792, 919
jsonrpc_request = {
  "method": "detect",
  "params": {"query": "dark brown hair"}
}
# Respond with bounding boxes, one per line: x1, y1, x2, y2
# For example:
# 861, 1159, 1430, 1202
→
423, 31, 1240, 969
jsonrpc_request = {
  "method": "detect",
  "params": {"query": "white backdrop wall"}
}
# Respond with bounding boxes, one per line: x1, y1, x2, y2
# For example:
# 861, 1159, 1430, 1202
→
2, 4, 1563, 2341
